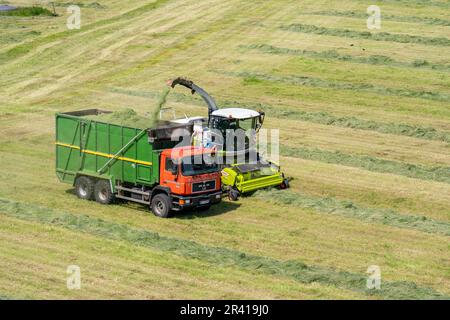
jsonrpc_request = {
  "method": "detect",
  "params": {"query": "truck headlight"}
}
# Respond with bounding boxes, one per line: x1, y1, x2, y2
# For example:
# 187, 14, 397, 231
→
216, 194, 221, 199
185, 199, 191, 204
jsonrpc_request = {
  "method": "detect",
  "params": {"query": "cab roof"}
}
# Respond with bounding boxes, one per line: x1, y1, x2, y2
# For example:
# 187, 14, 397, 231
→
161, 146, 215, 159
211, 108, 260, 119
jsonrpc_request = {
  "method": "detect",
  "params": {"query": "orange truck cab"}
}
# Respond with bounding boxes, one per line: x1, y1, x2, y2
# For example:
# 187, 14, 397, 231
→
157, 146, 222, 214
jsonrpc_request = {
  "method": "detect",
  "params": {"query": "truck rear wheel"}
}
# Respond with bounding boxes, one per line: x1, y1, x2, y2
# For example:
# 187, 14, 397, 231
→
75, 176, 94, 200
94, 179, 115, 204
151, 193, 171, 218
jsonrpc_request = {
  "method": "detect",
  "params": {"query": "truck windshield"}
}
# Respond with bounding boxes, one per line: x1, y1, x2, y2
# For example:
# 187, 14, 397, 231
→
181, 156, 218, 176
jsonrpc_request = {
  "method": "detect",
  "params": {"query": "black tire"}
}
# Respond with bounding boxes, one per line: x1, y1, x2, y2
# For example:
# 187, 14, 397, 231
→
280, 178, 289, 189
94, 179, 115, 204
151, 193, 172, 218
228, 187, 240, 201
75, 176, 94, 200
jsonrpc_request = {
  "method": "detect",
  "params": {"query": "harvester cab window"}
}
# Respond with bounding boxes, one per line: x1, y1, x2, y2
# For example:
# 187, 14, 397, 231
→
237, 118, 255, 131
211, 117, 236, 133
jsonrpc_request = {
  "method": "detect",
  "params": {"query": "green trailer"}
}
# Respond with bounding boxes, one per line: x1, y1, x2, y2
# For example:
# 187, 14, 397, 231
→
56, 109, 160, 187
55, 109, 223, 217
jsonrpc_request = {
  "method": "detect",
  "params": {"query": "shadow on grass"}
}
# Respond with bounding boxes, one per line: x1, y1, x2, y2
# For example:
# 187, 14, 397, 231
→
65, 188, 239, 218
178, 200, 241, 219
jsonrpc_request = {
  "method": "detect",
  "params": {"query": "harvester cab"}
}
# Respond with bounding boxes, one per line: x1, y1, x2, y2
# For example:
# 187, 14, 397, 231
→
167, 77, 289, 200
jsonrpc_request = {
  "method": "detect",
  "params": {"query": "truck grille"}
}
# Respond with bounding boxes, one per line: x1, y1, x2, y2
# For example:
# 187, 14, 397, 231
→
192, 180, 216, 193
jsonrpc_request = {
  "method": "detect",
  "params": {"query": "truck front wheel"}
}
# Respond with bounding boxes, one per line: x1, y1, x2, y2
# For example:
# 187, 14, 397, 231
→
94, 179, 115, 204
75, 176, 94, 200
151, 193, 171, 218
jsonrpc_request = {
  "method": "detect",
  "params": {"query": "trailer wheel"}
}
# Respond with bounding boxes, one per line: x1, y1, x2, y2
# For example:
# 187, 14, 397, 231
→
151, 193, 171, 218
75, 176, 94, 200
94, 179, 115, 204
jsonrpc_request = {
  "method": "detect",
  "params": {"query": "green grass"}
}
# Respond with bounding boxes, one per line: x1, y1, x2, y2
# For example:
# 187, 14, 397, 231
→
1, 197, 447, 300
281, 24, 450, 47
0, 7, 56, 17
1, 0, 450, 300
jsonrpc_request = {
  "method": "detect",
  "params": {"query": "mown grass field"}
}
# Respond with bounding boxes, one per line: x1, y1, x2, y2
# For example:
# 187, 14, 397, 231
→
0, 0, 449, 299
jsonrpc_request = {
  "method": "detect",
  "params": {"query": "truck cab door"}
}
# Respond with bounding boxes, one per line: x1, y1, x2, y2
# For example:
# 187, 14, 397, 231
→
160, 156, 182, 193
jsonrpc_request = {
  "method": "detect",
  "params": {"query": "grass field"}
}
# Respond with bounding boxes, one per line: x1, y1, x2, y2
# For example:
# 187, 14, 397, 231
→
0, 0, 449, 299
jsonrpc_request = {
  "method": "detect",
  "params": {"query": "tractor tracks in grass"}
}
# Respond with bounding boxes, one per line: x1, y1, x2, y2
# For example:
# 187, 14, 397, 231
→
240, 44, 450, 72
0, 197, 447, 300
253, 189, 450, 238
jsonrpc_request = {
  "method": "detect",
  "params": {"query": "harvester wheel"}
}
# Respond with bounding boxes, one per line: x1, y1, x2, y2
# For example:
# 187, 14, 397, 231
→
280, 179, 289, 189
151, 193, 172, 218
228, 187, 240, 201
75, 176, 94, 200
94, 179, 115, 204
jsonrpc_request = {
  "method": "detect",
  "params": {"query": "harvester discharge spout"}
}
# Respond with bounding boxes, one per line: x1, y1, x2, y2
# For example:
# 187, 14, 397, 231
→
169, 77, 218, 117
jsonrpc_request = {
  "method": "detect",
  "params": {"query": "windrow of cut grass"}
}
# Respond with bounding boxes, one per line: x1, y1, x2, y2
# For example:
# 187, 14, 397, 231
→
0, 6, 56, 17
109, 87, 450, 144
0, 197, 447, 300
222, 71, 450, 103
253, 189, 450, 237
353, 0, 450, 9
280, 24, 450, 47
240, 44, 450, 72
279, 145, 450, 185
303, 10, 450, 26
52, 2, 106, 9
